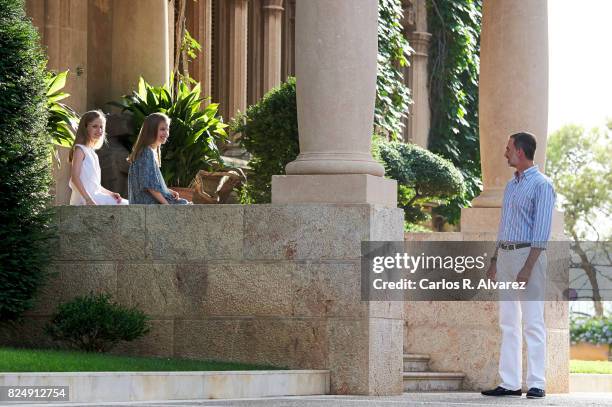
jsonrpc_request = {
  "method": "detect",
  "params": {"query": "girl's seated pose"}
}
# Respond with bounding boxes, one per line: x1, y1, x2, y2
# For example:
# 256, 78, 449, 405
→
127, 113, 190, 205
69, 110, 128, 205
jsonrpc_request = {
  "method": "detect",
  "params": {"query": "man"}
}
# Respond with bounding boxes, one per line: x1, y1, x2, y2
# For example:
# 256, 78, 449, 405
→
481, 132, 556, 399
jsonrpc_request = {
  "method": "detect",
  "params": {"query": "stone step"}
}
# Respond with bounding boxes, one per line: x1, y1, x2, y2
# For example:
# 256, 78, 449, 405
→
403, 353, 430, 372
402, 372, 465, 392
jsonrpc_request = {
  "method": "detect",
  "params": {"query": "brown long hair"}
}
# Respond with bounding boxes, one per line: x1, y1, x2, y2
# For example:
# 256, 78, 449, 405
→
69, 110, 106, 162
128, 113, 170, 166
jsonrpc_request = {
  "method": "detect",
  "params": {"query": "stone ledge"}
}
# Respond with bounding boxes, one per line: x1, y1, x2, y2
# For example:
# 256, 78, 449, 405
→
570, 374, 612, 392
0, 370, 330, 402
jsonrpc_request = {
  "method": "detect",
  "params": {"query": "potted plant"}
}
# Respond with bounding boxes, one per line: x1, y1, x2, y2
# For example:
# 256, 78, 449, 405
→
113, 76, 228, 198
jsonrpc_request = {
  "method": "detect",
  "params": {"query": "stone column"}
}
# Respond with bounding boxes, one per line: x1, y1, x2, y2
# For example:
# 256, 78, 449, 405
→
406, 31, 431, 147
469, 0, 549, 209
110, 0, 170, 103
460, 1, 568, 392
272, 0, 396, 206
281, 0, 296, 80
187, 0, 213, 100
227, 0, 249, 119
262, 0, 284, 93
247, 0, 264, 105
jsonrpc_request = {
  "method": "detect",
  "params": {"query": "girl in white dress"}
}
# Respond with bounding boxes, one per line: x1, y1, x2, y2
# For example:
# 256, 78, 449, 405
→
69, 110, 128, 205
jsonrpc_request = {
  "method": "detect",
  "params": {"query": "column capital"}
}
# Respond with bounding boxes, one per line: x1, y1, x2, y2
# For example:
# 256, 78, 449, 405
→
408, 31, 431, 57
263, 0, 284, 12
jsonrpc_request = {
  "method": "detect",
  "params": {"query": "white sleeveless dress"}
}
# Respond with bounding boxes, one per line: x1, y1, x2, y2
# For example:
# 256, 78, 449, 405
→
69, 144, 128, 205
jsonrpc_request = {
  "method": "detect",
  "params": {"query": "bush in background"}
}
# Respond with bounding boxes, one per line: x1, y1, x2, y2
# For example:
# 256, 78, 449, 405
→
46, 293, 151, 352
570, 315, 612, 346
231, 77, 299, 204
0, 0, 55, 321
375, 138, 465, 226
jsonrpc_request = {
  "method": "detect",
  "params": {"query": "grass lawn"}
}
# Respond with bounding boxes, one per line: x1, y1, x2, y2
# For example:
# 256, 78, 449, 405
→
570, 360, 612, 374
0, 347, 280, 373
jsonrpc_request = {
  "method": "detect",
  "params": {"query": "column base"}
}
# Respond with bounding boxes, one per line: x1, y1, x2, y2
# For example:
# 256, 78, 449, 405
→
271, 174, 397, 207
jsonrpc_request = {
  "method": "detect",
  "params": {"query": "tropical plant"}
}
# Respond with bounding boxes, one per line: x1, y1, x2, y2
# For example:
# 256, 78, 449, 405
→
427, 0, 483, 224
0, 0, 55, 321
114, 76, 228, 187
231, 77, 299, 204
46, 293, 151, 352
376, 0, 412, 140
375, 138, 465, 225
45, 70, 79, 147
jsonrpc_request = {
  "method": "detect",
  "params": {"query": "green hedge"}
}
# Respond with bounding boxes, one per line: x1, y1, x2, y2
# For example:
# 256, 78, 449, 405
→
232, 78, 298, 204
0, 0, 55, 321
46, 293, 151, 352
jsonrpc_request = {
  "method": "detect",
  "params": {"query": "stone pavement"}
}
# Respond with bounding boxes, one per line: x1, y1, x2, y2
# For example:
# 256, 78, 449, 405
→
20, 392, 612, 407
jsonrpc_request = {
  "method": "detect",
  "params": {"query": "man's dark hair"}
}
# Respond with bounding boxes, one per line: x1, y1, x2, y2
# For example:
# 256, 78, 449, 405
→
510, 132, 537, 160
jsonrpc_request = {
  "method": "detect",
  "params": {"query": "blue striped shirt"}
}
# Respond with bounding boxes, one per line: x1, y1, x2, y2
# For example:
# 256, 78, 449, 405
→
497, 165, 556, 249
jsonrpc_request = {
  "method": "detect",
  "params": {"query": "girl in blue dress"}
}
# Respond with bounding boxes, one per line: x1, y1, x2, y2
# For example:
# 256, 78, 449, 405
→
127, 113, 190, 204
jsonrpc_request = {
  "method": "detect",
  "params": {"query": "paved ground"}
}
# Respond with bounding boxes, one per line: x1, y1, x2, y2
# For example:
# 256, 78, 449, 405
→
17, 392, 612, 407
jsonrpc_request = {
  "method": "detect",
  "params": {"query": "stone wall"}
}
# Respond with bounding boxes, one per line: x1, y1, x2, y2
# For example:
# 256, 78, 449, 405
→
0, 204, 405, 396
404, 232, 570, 393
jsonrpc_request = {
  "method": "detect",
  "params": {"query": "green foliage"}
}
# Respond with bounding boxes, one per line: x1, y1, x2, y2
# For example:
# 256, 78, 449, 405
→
231, 78, 299, 204
45, 70, 78, 147
376, 0, 412, 140
376, 139, 465, 224
546, 125, 612, 239
570, 315, 612, 345
427, 0, 482, 224
114, 77, 228, 187
46, 293, 151, 353
0, 0, 55, 321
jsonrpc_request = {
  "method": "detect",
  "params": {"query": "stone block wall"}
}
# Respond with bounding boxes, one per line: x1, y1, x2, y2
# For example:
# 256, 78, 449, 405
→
0, 204, 405, 396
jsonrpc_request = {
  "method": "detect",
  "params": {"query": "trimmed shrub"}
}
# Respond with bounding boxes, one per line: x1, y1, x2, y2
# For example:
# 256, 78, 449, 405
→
46, 293, 151, 352
570, 315, 612, 345
0, 0, 55, 321
376, 139, 465, 224
232, 77, 299, 204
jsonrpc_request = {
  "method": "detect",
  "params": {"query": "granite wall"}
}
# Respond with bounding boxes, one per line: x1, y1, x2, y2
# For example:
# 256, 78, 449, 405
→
0, 204, 405, 396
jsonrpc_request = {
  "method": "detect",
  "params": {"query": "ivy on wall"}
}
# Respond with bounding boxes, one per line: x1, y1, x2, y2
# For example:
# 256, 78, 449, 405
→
427, 0, 482, 224
376, 0, 412, 140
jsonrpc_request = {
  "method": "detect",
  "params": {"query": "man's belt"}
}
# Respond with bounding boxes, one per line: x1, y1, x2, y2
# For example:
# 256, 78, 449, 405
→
499, 242, 531, 250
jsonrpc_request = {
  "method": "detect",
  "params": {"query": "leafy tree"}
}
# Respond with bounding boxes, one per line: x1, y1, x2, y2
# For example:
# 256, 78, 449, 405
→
0, 0, 55, 321
546, 124, 612, 316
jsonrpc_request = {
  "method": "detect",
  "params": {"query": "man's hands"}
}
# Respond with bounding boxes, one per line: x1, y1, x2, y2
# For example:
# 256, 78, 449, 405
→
516, 265, 532, 285
486, 259, 497, 281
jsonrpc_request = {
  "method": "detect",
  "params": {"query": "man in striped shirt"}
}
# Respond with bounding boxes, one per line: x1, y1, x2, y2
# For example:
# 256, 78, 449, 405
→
481, 132, 556, 399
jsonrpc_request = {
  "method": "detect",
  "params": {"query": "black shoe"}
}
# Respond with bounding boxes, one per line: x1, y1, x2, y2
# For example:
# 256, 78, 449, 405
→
526, 388, 545, 398
481, 386, 522, 397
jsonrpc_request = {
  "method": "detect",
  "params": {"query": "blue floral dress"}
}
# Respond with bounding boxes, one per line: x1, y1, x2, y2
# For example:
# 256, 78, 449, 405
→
128, 147, 189, 204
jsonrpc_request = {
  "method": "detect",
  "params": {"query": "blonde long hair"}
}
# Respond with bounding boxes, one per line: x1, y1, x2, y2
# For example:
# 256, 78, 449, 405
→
69, 110, 106, 162
128, 113, 170, 166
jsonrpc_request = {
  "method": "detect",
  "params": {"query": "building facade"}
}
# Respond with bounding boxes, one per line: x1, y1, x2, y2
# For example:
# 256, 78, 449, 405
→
25, 0, 431, 146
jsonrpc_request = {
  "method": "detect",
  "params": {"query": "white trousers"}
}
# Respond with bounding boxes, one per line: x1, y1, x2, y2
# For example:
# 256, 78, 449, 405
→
497, 246, 546, 390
